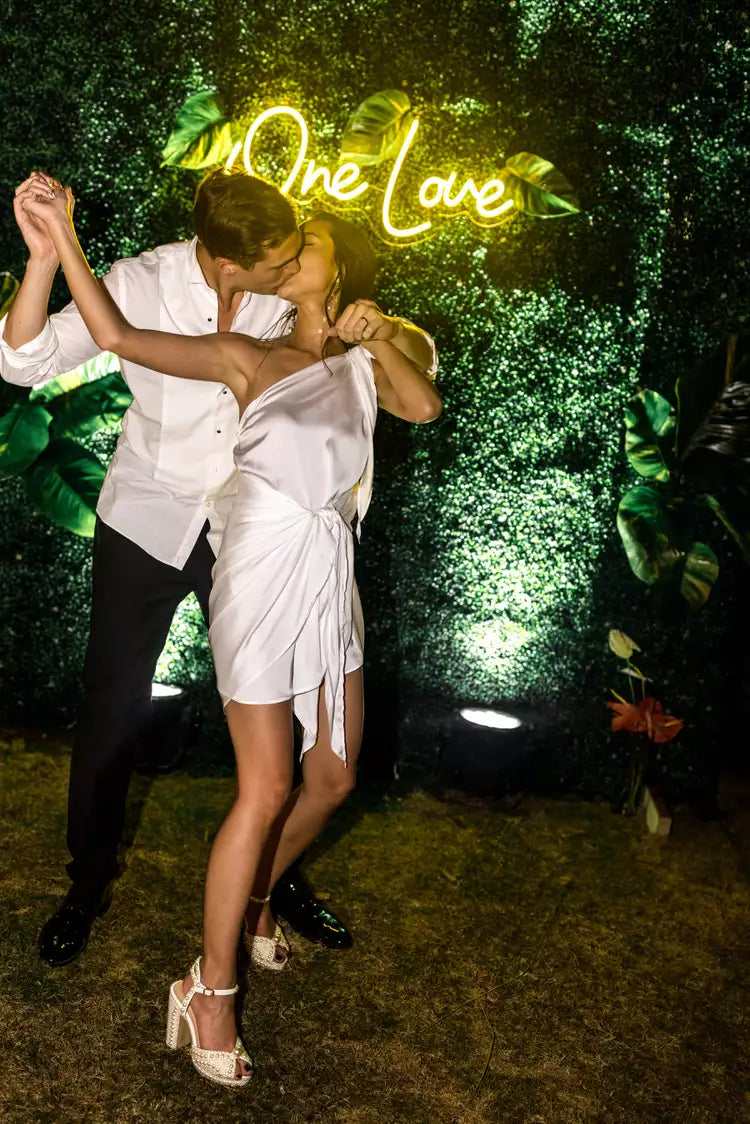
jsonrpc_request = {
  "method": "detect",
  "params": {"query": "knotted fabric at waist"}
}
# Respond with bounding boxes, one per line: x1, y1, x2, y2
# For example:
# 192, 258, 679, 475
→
208, 474, 357, 761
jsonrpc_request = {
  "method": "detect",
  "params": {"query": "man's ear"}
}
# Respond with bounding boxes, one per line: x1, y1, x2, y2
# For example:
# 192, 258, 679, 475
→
215, 256, 240, 276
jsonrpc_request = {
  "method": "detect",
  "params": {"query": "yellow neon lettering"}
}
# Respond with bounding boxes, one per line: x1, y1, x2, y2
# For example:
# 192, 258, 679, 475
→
230, 104, 514, 235
240, 106, 308, 194
442, 174, 474, 209
225, 140, 242, 171
418, 176, 445, 208
301, 159, 331, 195
382, 118, 431, 238
475, 180, 512, 218
329, 162, 368, 200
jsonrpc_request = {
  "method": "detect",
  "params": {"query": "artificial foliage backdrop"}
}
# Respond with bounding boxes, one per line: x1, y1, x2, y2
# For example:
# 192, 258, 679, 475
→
0, 0, 747, 794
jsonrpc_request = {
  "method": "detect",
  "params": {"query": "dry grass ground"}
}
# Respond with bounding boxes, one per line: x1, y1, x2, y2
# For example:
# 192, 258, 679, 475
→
0, 731, 748, 1123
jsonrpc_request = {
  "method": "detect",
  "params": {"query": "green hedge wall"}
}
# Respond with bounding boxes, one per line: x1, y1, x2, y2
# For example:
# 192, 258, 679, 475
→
1, 0, 747, 793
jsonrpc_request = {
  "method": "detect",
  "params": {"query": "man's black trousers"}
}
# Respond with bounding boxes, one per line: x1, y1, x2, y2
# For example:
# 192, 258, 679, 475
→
66, 517, 215, 893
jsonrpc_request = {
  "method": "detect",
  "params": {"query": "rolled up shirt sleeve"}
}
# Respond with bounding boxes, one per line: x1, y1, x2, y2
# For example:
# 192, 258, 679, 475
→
0, 266, 122, 387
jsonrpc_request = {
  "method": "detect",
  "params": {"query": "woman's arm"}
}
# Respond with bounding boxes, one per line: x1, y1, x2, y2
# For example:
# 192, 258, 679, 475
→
4, 176, 61, 350
22, 186, 256, 401
331, 298, 436, 374
366, 339, 443, 424
330, 299, 441, 422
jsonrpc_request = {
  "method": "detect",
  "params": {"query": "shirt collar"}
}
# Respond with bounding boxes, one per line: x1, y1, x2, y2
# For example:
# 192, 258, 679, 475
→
185, 237, 209, 286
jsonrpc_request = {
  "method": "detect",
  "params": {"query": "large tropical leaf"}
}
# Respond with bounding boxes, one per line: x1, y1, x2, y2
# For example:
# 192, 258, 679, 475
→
48, 372, 132, 438
340, 90, 413, 167
617, 485, 694, 584
498, 153, 580, 218
683, 378, 750, 472
22, 438, 106, 537
0, 272, 19, 318
680, 541, 719, 610
30, 351, 120, 404
162, 90, 239, 170
624, 389, 676, 481
0, 402, 51, 479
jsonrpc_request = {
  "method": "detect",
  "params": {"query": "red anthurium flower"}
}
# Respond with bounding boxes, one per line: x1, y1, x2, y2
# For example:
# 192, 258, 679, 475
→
607, 696, 683, 743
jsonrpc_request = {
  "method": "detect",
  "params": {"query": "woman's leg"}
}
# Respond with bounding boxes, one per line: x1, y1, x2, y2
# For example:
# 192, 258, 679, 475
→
183, 698, 294, 1073
246, 669, 364, 940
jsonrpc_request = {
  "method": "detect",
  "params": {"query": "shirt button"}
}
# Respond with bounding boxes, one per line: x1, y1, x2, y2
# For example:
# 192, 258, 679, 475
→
208, 317, 213, 322
217, 429, 222, 434
222, 388, 228, 394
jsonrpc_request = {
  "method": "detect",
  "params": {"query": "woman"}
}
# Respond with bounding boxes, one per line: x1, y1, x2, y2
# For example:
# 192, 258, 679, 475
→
23, 181, 442, 1088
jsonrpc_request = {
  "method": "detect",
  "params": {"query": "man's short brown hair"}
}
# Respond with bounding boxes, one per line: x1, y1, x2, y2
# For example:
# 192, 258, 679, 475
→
193, 169, 297, 269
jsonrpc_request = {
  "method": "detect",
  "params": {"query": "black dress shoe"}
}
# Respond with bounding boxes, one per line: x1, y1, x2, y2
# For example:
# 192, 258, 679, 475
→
38, 884, 113, 967
270, 868, 352, 950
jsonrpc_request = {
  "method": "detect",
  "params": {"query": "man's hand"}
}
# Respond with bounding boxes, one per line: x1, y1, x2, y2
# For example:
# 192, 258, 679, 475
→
328, 299, 399, 345
13, 172, 64, 266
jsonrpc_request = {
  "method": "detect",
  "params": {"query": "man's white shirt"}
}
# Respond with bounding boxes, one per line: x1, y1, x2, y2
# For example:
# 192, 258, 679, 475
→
0, 238, 289, 568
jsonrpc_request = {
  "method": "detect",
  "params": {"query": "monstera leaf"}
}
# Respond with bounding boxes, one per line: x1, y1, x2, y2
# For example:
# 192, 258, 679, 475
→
0, 402, 51, 479
340, 90, 414, 167
499, 153, 580, 217
0, 272, 19, 318
23, 438, 106, 537
680, 541, 720, 609
29, 351, 120, 404
617, 485, 695, 585
162, 89, 239, 170
624, 389, 676, 482
47, 372, 132, 438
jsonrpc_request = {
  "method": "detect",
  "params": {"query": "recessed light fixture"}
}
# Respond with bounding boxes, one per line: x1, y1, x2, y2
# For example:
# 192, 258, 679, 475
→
459, 707, 523, 731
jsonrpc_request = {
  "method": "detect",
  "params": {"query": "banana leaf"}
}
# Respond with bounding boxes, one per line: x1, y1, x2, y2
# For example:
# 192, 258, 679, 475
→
623, 389, 676, 482
0, 402, 52, 479
683, 378, 750, 470
30, 351, 120, 403
47, 372, 132, 438
340, 90, 413, 167
162, 89, 239, 170
23, 438, 106, 537
498, 153, 580, 218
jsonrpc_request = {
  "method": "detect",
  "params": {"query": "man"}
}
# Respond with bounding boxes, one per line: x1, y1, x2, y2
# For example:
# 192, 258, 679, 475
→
1, 167, 436, 967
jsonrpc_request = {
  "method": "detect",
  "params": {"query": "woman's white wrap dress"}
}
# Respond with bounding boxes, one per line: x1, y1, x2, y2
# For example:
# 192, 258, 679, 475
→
208, 346, 377, 764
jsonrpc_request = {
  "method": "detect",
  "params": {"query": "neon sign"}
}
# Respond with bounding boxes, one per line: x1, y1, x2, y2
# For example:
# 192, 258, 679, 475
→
226, 105, 514, 241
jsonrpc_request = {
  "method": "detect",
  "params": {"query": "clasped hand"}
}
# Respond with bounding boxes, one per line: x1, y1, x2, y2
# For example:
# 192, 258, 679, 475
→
18, 172, 74, 229
327, 300, 399, 346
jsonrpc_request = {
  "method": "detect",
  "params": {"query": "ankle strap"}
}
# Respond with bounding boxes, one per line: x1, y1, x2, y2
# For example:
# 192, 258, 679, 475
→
183, 957, 238, 1008
248, 893, 271, 905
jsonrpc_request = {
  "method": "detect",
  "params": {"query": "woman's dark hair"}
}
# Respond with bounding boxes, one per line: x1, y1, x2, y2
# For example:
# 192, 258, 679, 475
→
259, 212, 379, 369
310, 211, 378, 323
193, 168, 297, 269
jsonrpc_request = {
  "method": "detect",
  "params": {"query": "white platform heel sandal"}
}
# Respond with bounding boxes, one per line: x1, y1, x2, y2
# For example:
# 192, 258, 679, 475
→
243, 893, 291, 971
166, 957, 253, 1088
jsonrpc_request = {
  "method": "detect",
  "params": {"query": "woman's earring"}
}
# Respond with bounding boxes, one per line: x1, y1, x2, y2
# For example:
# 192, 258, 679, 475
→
327, 276, 341, 321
